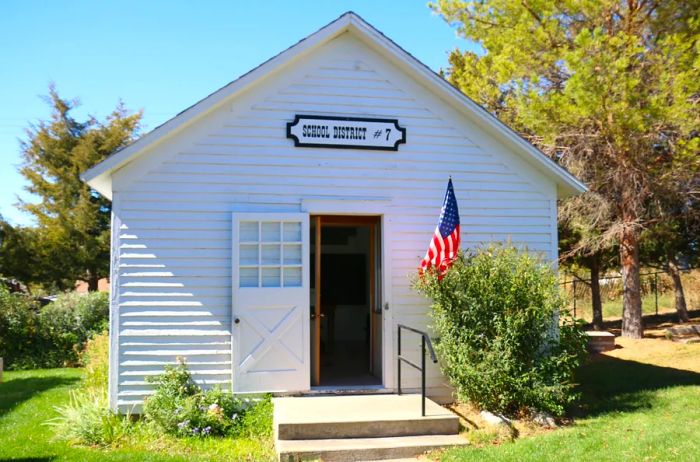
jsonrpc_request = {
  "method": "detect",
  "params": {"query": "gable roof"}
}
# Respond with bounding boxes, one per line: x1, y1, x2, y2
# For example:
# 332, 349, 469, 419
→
83, 11, 586, 199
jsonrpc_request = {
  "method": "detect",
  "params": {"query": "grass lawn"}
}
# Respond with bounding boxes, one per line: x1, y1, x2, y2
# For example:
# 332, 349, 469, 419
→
0, 368, 275, 462
440, 326, 700, 462
2, 325, 699, 462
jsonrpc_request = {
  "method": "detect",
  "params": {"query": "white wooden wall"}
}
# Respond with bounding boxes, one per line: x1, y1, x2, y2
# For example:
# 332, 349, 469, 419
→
109, 33, 558, 410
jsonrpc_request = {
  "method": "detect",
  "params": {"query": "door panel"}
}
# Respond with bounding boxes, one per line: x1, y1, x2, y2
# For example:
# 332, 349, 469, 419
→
232, 213, 310, 393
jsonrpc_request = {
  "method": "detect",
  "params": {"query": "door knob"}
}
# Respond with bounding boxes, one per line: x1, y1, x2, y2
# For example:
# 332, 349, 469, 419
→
234, 317, 240, 324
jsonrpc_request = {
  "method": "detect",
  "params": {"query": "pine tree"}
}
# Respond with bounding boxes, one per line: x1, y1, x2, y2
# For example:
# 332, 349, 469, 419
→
641, 188, 700, 323
18, 86, 141, 290
432, 0, 700, 338
0, 216, 41, 289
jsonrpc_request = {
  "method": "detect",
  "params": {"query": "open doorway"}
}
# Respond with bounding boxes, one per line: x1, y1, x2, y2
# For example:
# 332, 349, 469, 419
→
310, 216, 382, 387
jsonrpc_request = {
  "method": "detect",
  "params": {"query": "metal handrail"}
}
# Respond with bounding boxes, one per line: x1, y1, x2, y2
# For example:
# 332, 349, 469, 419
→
397, 324, 438, 416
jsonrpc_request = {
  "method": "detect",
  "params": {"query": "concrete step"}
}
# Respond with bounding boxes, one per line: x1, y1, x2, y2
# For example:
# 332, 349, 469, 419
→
277, 434, 468, 462
274, 394, 459, 440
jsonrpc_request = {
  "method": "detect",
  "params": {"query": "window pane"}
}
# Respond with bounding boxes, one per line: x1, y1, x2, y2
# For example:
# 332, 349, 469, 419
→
283, 222, 302, 242
283, 267, 302, 287
261, 267, 281, 287
240, 221, 259, 242
261, 244, 281, 265
240, 244, 258, 265
261, 222, 281, 242
283, 244, 302, 265
239, 267, 258, 287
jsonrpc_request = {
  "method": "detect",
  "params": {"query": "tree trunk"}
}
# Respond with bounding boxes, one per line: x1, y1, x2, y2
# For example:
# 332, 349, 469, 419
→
667, 253, 690, 323
87, 273, 99, 292
620, 227, 643, 338
589, 255, 604, 331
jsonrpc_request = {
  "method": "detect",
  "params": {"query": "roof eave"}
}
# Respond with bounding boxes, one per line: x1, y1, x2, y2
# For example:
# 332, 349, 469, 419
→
82, 12, 356, 193
345, 13, 587, 199
82, 11, 587, 200
84, 171, 112, 200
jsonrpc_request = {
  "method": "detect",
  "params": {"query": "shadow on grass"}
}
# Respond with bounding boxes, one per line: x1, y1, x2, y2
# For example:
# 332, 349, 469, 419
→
0, 375, 79, 418
575, 355, 700, 417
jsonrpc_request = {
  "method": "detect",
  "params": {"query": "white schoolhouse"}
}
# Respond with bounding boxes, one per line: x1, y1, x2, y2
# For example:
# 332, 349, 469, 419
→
83, 12, 586, 412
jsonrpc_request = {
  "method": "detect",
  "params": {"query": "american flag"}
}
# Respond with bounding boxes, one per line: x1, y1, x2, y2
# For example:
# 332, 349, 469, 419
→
420, 178, 461, 275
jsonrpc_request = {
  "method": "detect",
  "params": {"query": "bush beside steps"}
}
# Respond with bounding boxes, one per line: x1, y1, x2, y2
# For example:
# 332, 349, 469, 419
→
414, 244, 588, 418
143, 357, 271, 439
49, 341, 272, 447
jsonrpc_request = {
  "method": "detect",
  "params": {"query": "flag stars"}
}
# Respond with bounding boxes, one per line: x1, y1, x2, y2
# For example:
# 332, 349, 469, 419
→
420, 179, 462, 275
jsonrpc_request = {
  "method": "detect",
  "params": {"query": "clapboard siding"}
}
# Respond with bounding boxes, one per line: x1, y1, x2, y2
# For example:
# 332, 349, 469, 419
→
118, 198, 552, 213
109, 33, 557, 410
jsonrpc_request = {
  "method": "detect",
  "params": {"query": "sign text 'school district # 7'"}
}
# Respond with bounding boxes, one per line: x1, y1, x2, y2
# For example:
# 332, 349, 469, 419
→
287, 114, 406, 151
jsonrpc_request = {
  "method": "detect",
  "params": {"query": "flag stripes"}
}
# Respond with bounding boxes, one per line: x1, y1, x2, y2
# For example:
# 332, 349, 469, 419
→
420, 178, 461, 276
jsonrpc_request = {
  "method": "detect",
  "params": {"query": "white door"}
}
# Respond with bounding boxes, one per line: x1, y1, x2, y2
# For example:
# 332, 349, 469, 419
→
232, 213, 310, 393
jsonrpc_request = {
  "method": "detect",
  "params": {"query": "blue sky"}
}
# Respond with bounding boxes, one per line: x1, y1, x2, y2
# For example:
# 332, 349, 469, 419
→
0, 1, 472, 225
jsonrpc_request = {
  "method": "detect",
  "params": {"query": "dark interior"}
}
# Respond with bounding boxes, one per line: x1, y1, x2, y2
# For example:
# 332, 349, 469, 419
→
311, 224, 381, 386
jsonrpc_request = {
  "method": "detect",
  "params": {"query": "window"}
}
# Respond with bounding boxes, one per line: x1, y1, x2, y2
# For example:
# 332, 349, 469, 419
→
238, 220, 302, 288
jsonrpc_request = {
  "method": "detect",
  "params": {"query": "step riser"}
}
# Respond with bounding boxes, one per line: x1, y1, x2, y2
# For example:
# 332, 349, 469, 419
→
273, 395, 466, 461
278, 418, 458, 440
279, 442, 459, 462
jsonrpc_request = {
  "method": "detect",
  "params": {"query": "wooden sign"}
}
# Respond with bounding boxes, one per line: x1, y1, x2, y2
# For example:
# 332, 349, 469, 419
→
287, 115, 406, 151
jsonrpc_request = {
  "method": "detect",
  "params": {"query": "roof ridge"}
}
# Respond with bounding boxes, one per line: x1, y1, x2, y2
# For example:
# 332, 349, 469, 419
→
83, 11, 586, 199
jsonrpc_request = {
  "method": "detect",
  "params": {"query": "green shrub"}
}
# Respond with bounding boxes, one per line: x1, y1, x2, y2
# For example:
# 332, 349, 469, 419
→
81, 331, 110, 391
0, 287, 109, 369
414, 244, 587, 417
143, 359, 270, 438
48, 388, 130, 446
0, 286, 50, 369
40, 291, 109, 365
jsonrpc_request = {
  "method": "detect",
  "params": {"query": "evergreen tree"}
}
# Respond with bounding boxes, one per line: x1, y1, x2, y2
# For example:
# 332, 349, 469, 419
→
432, 0, 700, 338
559, 215, 618, 331
0, 216, 41, 289
641, 184, 700, 323
18, 86, 141, 290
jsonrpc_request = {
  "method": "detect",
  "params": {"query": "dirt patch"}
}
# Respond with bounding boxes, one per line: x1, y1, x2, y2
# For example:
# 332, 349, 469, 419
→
599, 318, 700, 373
445, 402, 558, 447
